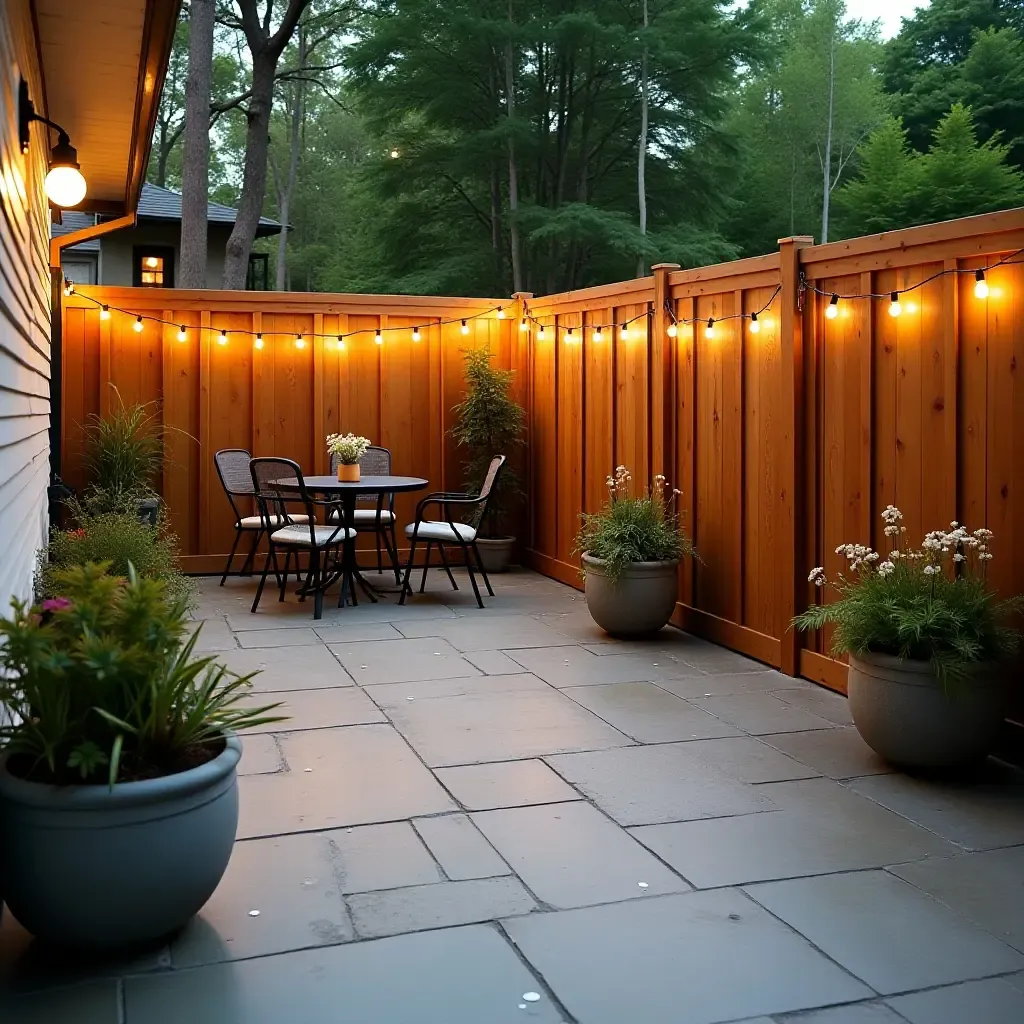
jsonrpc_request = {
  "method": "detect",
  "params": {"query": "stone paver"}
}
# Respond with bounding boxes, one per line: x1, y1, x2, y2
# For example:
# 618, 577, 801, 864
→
503, 890, 871, 1024
473, 801, 691, 908
5, 569, 1024, 1024
747, 870, 1024, 994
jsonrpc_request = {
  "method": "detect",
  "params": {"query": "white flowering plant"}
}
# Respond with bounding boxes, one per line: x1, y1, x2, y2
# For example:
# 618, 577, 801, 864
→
573, 466, 695, 583
793, 506, 1022, 685
326, 433, 371, 465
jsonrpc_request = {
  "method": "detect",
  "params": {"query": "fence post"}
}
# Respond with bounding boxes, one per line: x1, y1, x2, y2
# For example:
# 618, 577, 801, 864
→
512, 291, 534, 553
651, 263, 679, 482
777, 236, 814, 677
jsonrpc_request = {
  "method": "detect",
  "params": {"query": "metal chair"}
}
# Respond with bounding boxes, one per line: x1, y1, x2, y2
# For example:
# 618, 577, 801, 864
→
329, 445, 401, 582
249, 458, 355, 620
213, 448, 310, 585
400, 455, 506, 609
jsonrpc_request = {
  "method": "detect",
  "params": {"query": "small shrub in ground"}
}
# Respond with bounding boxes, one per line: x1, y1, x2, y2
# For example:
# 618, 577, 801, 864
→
0, 562, 284, 786
792, 506, 1022, 687
42, 499, 194, 607
574, 466, 695, 583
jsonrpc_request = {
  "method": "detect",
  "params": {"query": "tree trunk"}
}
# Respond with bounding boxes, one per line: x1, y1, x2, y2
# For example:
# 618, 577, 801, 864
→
179, 0, 215, 289
820, 30, 835, 245
223, 55, 278, 289
275, 25, 307, 291
636, 0, 649, 277
505, 0, 523, 293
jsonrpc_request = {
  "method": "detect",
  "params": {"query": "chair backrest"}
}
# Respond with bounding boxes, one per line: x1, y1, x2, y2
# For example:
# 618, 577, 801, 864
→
214, 449, 253, 525
249, 457, 314, 539
330, 445, 393, 505
474, 455, 507, 526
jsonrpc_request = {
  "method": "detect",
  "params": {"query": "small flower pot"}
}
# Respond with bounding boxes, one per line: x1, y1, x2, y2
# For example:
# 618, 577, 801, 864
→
582, 554, 680, 637
848, 652, 1008, 770
337, 463, 360, 482
0, 733, 241, 949
475, 536, 516, 574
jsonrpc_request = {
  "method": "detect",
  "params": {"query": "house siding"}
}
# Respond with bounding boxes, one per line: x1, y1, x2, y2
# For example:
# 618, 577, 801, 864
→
98, 221, 232, 289
0, 0, 52, 610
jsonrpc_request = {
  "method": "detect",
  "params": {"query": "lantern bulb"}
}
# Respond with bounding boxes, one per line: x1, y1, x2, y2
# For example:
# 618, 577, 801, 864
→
218, 329, 228, 346
177, 326, 187, 342
460, 319, 469, 336
974, 270, 989, 299
295, 335, 305, 349
537, 326, 546, 340
411, 327, 421, 342
593, 328, 603, 343
749, 312, 760, 334
254, 334, 263, 350
705, 318, 715, 338
666, 322, 678, 338
888, 292, 902, 318
620, 324, 629, 341
519, 317, 528, 332
825, 294, 840, 320
375, 331, 383, 345
99, 304, 110, 320
497, 308, 505, 320
133, 315, 143, 333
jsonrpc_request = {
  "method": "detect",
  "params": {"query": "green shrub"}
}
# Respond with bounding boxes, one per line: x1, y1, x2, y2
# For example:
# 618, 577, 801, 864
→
0, 562, 284, 786
792, 507, 1022, 686
574, 466, 695, 583
42, 499, 194, 606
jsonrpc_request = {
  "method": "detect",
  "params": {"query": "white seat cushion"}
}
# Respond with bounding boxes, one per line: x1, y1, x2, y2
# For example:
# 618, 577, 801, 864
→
405, 520, 477, 543
328, 508, 396, 525
239, 514, 310, 529
271, 524, 354, 548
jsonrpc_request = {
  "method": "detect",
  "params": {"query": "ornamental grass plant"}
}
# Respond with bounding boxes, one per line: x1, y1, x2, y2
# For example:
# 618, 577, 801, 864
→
574, 466, 695, 583
793, 506, 1022, 686
0, 562, 284, 787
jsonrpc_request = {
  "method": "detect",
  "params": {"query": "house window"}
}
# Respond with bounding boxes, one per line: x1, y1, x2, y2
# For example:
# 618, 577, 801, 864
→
247, 253, 269, 290
133, 246, 175, 288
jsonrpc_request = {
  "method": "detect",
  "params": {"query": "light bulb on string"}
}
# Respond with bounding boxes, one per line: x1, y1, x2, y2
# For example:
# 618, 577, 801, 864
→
667, 322, 678, 338
592, 326, 603, 343
888, 292, 902, 318
519, 317, 528, 332
974, 269, 989, 299
461, 320, 469, 336
337, 336, 346, 351
99, 304, 110, 321
177, 325, 187, 343
254, 333, 264, 350
825, 294, 840, 320
133, 315, 143, 334
411, 326, 421, 342
566, 327, 576, 344
496, 308, 505, 320
374, 329, 383, 345
620, 323, 629, 341
537, 324, 546, 340
705, 318, 715, 338
218, 328, 228, 346
749, 312, 760, 334
295, 334, 305, 349
62, 278, 74, 297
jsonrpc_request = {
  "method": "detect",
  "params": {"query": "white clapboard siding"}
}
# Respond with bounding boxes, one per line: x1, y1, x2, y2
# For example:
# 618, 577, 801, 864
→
0, 0, 51, 613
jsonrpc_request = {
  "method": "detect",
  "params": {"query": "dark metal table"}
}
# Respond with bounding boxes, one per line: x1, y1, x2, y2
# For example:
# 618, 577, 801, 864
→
276, 475, 428, 608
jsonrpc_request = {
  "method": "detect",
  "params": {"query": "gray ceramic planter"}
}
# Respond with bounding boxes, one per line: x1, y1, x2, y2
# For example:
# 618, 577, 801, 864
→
582, 554, 680, 637
0, 733, 240, 949
847, 652, 1007, 770
475, 536, 516, 574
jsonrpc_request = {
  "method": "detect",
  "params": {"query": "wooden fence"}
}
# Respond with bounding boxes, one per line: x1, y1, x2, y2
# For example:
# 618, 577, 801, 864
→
61, 289, 523, 574
60, 207, 1024, 691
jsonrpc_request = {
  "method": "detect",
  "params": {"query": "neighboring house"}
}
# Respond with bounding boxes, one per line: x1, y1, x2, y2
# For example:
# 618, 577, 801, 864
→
55, 182, 282, 290
0, 0, 178, 611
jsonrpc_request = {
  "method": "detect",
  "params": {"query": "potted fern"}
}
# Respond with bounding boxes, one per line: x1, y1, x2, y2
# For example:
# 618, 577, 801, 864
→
793, 507, 1021, 770
0, 562, 283, 948
574, 466, 695, 636
451, 349, 525, 572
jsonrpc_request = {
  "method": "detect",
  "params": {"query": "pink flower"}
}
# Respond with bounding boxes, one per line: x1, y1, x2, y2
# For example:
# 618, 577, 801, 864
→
41, 596, 72, 613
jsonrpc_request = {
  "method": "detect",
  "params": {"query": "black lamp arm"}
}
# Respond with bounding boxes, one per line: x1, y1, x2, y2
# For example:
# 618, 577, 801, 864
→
18, 78, 72, 155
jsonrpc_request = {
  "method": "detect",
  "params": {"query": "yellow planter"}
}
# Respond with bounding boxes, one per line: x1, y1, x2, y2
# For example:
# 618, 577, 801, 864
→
337, 463, 360, 482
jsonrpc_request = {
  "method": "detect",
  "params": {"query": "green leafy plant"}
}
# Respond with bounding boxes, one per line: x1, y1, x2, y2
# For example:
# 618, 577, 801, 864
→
0, 562, 284, 787
42, 499, 194, 606
450, 348, 526, 537
82, 388, 165, 514
574, 466, 695, 583
793, 506, 1022, 686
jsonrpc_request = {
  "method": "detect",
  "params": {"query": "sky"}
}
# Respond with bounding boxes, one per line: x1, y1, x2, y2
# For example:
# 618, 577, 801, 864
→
847, 0, 929, 37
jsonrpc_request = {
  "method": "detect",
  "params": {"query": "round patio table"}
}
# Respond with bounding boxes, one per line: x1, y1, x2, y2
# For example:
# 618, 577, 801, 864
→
275, 475, 428, 607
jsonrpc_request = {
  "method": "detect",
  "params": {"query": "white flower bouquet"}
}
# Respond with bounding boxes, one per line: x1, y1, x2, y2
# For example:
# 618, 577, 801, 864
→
326, 433, 371, 466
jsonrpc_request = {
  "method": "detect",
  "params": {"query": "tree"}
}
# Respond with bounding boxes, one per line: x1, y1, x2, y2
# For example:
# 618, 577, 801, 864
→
179, 0, 217, 288
834, 103, 1024, 235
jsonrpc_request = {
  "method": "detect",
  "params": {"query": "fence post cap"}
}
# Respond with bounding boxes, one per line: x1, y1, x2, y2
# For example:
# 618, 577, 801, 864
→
650, 263, 681, 271
511, 291, 534, 299
777, 235, 815, 245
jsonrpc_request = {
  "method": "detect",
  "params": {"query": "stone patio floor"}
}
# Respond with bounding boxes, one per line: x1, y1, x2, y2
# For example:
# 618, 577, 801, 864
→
3, 568, 1024, 1023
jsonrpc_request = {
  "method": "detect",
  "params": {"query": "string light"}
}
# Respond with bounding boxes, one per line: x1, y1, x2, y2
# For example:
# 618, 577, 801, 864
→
888, 292, 902, 318
620, 323, 629, 341
566, 327, 577, 343
177, 325, 187, 342
337, 336, 346, 350
749, 312, 760, 334
99, 304, 110, 320
519, 317, 528, 332
133, 315, 143, 333
374, 329, 383, 345
666, 322, 678, 338
63, 278, 74, 297
218, 328, 228, 345
460, 319, 469, 336
411, 326, 421, 342
974, 269, 989, 299
825, 294, 840, 320
705, 318, 715, 338
537, 324, 546, 340
254, 333, 264, 350
592, 326, 603, 343
497, 308, 505, 319
295, 334, 305, 349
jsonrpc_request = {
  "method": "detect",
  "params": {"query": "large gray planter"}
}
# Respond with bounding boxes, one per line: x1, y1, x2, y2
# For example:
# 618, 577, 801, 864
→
475, 536, 516, 574
0, 733, 240, 949
582, 554, 680, 637
848, 652, 1007, 770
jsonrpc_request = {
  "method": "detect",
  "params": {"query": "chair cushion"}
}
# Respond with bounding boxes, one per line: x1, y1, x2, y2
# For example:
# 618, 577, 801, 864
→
271, 525, 354, 547
405, 520, 477, 543
328, 508, 396, 525
239, 514, 310, 529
